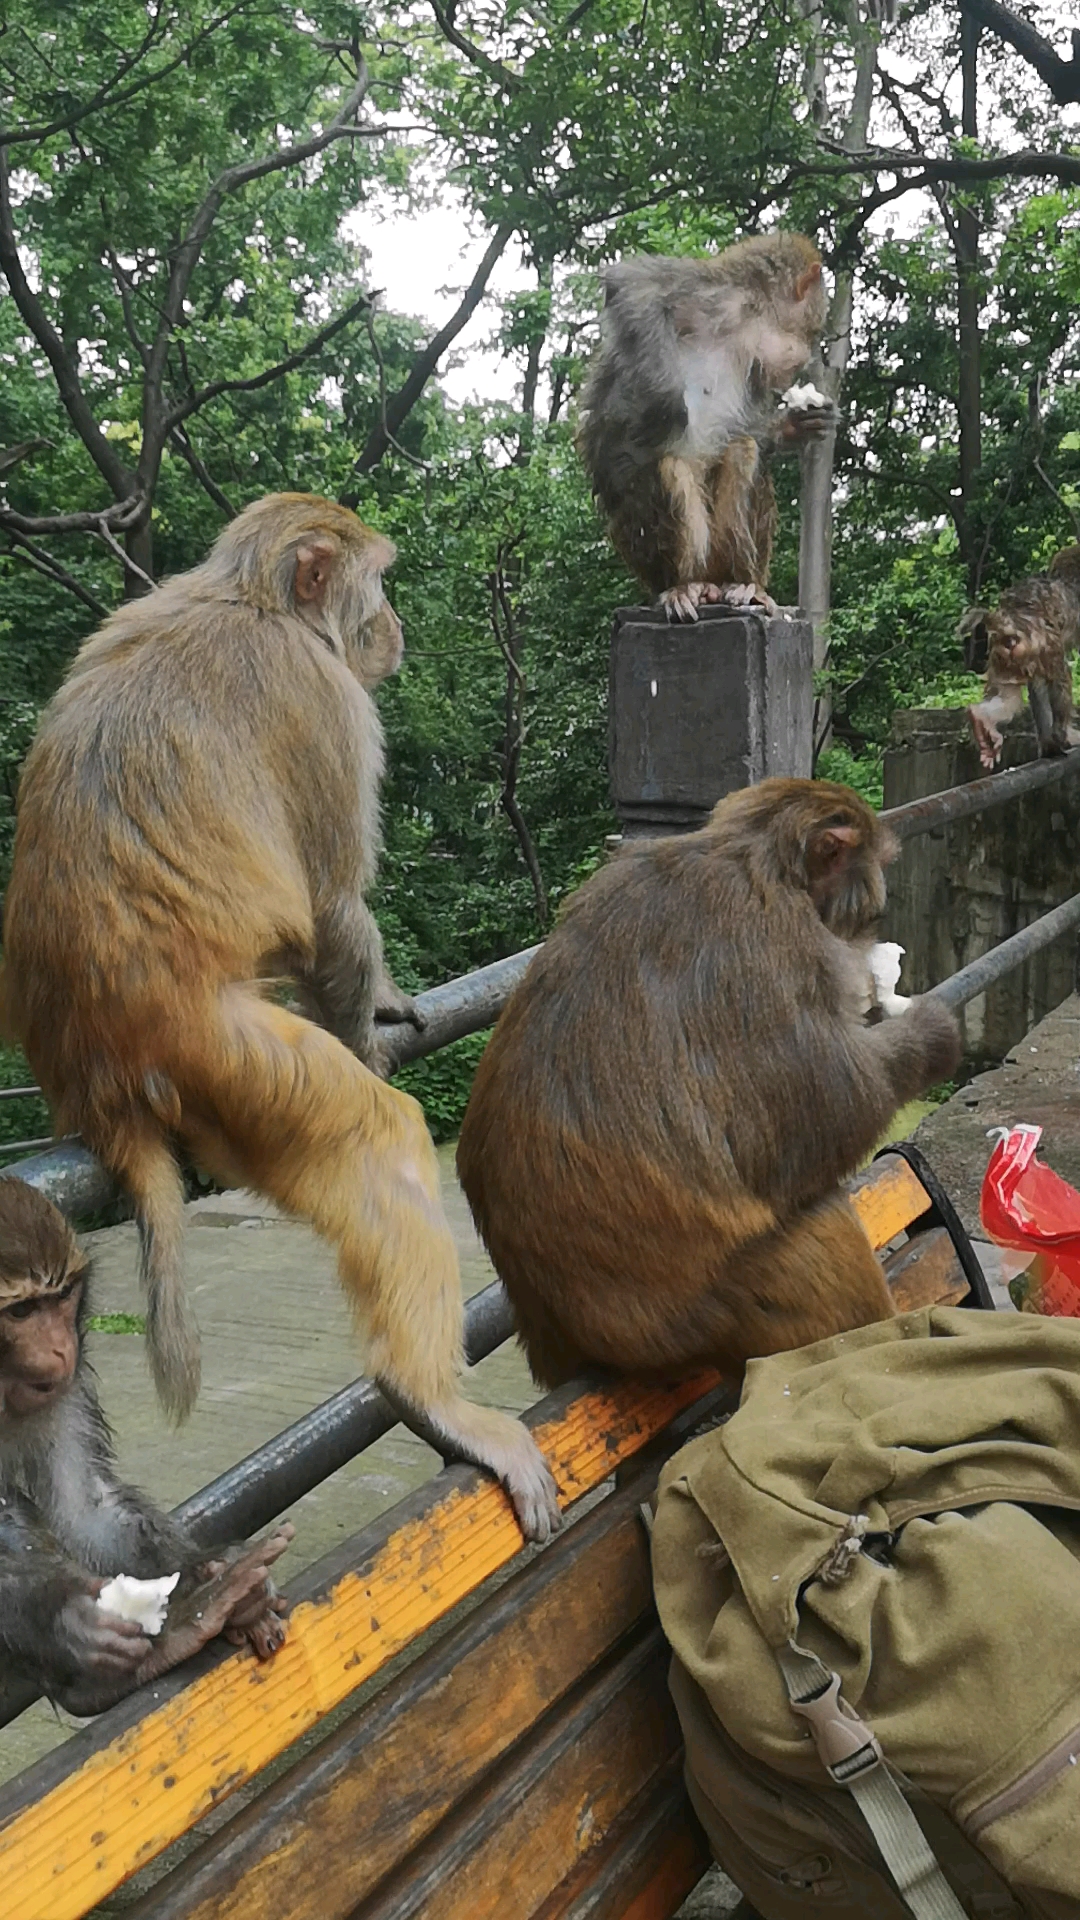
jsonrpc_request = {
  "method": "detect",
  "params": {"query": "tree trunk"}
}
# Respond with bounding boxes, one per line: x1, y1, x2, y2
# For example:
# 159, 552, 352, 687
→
124, 517, 155, 597
956, 11, 983, 596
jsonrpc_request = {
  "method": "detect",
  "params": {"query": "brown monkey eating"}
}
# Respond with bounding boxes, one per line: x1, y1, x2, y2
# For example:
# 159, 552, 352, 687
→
0, 1177, 293, 1714
963, 544, 1080, 769
457, 779, 960, 1389
576, 233, 831, 622
1, 493, 559, 1543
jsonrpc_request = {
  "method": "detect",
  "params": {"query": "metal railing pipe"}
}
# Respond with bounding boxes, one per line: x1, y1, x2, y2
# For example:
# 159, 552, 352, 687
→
931, 889, 1080, 1012
0, 1279, 517, 1731
881, 748, 1080, 841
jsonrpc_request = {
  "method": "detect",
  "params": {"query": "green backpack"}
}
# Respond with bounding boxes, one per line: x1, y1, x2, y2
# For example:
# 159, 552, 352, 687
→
650, 1307, 1080, 1920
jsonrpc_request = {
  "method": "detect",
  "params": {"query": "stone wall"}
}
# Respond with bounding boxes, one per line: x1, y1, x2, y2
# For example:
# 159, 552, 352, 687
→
883, 708, 1080, 1066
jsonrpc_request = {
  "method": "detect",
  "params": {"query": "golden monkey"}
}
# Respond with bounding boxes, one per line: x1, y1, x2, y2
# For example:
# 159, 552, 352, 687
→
1, 494, 559, 1542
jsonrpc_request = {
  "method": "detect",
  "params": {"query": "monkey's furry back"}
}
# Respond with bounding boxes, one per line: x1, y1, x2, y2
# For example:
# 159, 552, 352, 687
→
2, 573, 384, 1113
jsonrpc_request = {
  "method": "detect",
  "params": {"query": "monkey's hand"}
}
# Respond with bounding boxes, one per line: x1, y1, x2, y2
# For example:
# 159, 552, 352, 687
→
53, 1586, 154, 1700
375, 991, 427, 1032
774, 403, 834, 450
968, 702, 1004, 770
151, 1523, 295, 1674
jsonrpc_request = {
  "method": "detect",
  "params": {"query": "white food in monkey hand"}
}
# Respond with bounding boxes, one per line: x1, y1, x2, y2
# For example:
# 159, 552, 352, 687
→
867, 941, 911, 1018
780, 382, 830, 411
96, 1570, 180, 1636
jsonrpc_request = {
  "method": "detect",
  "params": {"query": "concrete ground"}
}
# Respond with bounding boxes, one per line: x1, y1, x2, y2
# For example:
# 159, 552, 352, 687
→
912, 991, 1080, 1237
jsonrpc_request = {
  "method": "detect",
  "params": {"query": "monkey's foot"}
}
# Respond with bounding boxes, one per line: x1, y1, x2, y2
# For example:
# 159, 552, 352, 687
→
658, 582, 722, 623
716, 581, 779, 616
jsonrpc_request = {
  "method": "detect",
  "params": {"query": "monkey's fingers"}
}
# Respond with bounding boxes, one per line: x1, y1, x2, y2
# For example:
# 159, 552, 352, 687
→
658, 584, 703, 623
226, 1603, 290, 1659
718, 582, 779, 617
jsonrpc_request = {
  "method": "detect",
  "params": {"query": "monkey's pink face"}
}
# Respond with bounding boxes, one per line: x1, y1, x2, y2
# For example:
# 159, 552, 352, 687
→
749, 321, 815, 387
355, 598, 405, 691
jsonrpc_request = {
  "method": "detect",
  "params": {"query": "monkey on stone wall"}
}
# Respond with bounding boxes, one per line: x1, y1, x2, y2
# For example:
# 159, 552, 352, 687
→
0, 1178, 292, 1714
457, 779, 960, 1390
963, 544, 1080, 769
576, 233, 833, 622
1, 493, 559, 1544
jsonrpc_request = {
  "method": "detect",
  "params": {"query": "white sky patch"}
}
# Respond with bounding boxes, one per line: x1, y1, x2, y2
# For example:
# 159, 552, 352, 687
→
347, 191, 531, 406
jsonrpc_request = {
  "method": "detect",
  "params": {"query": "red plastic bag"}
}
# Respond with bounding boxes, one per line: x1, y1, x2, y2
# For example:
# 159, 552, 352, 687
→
980, 1123, 1080, 1316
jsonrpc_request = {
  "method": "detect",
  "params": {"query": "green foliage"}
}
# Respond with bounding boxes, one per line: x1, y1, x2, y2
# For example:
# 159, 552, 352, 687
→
394, 1031, 492, 1142
0, 1045, 50, 1160
87, 1313, 146, 1335
5, 0, 1080, 1170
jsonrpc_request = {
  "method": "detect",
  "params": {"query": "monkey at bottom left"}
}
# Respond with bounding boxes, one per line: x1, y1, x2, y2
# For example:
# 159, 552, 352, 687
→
0, 1177, 294, 1716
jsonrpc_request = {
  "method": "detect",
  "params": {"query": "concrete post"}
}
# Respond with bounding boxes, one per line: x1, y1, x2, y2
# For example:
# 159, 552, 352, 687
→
608, 604, 814, 838
883, 707, 1080, 1066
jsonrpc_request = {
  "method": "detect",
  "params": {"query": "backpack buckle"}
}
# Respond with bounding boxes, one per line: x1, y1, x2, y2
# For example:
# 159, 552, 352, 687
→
789, 1671, 883, 1785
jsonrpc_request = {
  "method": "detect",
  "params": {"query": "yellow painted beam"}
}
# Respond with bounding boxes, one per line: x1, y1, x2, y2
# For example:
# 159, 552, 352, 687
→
0, 1372, 715, 1920
850, 1154, 930, 1251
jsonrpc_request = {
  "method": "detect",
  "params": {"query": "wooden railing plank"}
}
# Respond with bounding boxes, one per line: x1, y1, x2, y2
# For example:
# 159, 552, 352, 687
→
0, 1375, 717, 1920
125, 1469, 665, 1920
533, 1765, 710, 1920
849, 1154, 932, 1250
354, 1628, 678, 1920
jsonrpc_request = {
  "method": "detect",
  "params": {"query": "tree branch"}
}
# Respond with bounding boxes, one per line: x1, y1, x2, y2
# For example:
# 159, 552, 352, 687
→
167, 426, 236, 518
140, 63, 373, 480
95, 518, 157, 590
2, 534, 108, 617
352, 220, 515, 476
960, 0, 1080, 104
160, 288, 374, 436
0, 498, 142, 537
0, 152, 136, 502
799, 141, 1080, 188
489, 547, 548, 927
0, 2, 252, 147
429, 2, 519, 88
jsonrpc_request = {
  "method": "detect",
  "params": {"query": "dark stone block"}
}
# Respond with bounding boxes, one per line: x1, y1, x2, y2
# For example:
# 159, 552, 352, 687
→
608, 603, 814, 837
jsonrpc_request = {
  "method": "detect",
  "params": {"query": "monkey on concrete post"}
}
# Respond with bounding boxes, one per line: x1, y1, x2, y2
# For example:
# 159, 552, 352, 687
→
1, 493, 559, 1544
457, 779, 961, 1390
0, 1178, 293, 1714
963, 544, 1080, 770
576, 233, 833, 622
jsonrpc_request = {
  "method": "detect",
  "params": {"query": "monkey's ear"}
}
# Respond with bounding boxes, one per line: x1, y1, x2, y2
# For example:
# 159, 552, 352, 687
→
808, 821, 861, 883
794, 264, 822, 301
294, 538, 338, 608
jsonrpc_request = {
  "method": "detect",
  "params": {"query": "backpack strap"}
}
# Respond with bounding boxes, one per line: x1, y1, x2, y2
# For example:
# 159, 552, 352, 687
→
776, 1643, 968, 1920
873, 1140, 996, 1312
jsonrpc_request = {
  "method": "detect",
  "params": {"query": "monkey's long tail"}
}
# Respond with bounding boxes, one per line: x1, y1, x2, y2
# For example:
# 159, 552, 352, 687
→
191, 991, 561, 1543
115, 1119, 200, 1423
